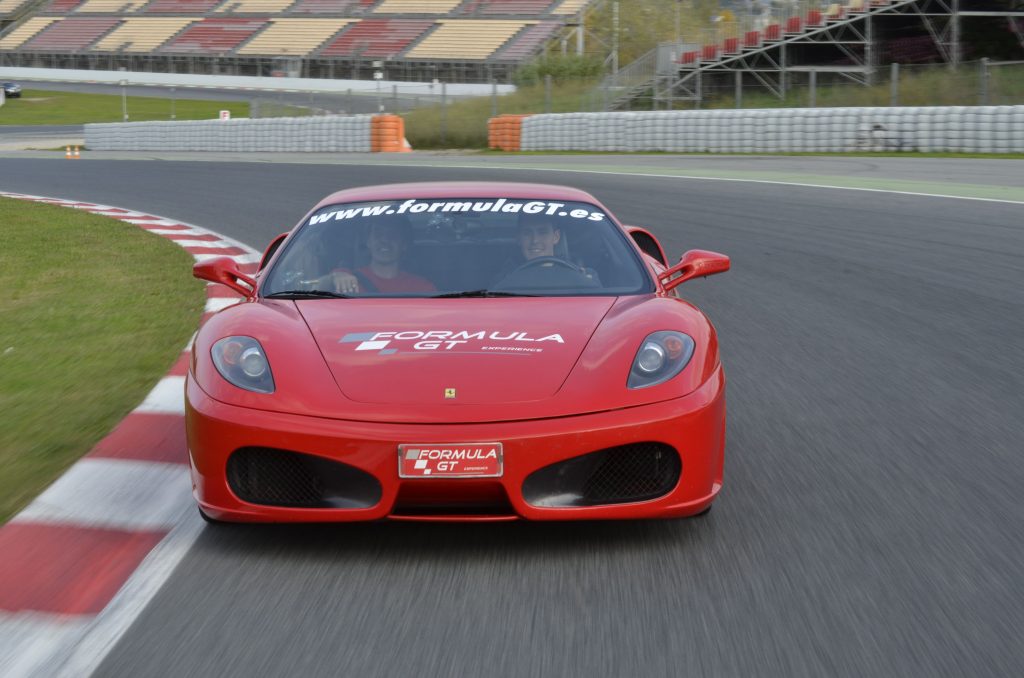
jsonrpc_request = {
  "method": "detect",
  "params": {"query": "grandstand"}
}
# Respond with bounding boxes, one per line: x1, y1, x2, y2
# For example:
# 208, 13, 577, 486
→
0, 0, 594, 81
601, 0, 1024, 109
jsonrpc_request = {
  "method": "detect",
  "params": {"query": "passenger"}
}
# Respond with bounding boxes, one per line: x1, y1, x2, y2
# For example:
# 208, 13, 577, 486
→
331, 216, 435, 294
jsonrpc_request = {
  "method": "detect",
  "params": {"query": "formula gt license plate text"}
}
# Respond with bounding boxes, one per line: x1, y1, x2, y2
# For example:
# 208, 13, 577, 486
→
398, 443, 503, 478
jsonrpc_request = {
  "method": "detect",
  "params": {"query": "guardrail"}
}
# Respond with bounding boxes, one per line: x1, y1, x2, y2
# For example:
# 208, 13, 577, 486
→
84, 114, 411, 152
501, 106, 1024, 153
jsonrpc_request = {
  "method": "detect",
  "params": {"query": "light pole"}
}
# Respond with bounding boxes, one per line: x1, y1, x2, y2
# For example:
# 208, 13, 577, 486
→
675, 0, 681, 45
120, 78, 128, 122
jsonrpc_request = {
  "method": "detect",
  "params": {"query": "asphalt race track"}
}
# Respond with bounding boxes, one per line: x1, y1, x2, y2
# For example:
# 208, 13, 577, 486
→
2, 156, 1023, 677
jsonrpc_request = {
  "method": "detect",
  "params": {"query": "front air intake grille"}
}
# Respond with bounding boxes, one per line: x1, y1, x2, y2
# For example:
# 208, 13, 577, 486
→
522, 443, 681, 508
227, 447, 381, 509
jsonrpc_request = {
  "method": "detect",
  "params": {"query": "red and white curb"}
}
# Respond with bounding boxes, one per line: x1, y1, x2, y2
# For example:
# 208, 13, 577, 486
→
0, 192, 260, 678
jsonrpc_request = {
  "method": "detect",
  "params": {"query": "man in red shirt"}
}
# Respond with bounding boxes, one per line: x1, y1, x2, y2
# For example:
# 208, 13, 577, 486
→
332, 217, 435, 294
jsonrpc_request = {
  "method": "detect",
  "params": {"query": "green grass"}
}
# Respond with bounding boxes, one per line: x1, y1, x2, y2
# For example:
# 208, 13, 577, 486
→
0, 198, 206, 522
404, 78, 602, 149
0, 89, 251, 125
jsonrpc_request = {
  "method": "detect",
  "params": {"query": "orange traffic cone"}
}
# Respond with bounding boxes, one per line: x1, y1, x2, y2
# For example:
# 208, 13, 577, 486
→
72, 146, 80, 159
65, 146, 72, 159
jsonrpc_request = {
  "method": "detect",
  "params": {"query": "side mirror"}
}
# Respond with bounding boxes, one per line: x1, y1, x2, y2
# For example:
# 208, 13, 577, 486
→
626, 226, 668, 266
193, 256, 256, 298
659, 250, 730, 292
259, 232, 289, 271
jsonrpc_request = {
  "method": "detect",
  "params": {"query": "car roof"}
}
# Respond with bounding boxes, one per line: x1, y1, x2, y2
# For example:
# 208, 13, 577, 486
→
312, 182, 601, 211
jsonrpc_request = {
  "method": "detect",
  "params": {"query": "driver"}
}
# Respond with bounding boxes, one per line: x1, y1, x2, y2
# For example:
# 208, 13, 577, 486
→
331, 215, 435, 294
492, 213, 599, 285
519, 213, 562, 261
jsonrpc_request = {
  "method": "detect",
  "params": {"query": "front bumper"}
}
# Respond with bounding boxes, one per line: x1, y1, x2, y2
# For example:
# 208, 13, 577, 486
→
186, 366, 725, 522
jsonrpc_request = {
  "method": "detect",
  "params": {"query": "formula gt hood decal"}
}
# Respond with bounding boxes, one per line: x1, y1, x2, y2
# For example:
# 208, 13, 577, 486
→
297, 298, 615, 405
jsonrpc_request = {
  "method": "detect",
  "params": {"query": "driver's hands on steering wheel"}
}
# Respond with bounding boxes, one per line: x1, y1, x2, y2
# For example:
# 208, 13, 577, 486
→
331, 270, 360, 294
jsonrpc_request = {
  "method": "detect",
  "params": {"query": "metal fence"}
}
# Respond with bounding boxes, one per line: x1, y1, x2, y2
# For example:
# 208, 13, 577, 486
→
633, 60, 1024, 110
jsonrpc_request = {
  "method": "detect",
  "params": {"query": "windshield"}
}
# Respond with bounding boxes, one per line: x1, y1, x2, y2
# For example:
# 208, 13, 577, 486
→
263, 198, 652, 298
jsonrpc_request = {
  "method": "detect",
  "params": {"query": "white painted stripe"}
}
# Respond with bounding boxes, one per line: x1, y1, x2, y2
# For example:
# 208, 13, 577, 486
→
183, 331, 198, 352
192, 252, 260, 265
205, 297, 243, 313
119, 218, 184, 227
146, 228, 204, 236
0, 613, 90, 678
52, 515, 204, 678
85, 210, 146, 218
168, 239, 230, 248
12, 459, 191, 531
133, 376, 185, 415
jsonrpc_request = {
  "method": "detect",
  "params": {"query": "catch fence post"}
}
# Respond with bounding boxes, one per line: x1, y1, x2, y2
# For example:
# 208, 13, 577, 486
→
890, 63, 899, 107
440, 82, 447, 146
979, 58, 990, 106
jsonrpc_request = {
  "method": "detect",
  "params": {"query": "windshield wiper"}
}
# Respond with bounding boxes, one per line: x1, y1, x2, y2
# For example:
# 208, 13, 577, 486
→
264, 289, 351, 299
431, 289, 537, 298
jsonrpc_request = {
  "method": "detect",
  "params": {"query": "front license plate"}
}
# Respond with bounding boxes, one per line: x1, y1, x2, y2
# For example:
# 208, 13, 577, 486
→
398, 443, 503, 478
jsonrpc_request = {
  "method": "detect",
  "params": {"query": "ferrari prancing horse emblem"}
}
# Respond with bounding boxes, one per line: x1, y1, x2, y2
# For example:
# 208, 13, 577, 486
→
444, 388, 457, 399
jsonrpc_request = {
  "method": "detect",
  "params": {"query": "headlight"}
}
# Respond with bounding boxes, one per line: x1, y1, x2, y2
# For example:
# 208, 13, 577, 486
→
627, 331, 695, 389
211, 336, 275, 393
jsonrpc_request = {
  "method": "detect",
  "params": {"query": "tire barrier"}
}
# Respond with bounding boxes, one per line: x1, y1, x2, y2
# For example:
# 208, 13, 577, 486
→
488, 114, 529, 151
84, 115, 410, 153
370, 114, 411, 153
507, 106, 1024, 154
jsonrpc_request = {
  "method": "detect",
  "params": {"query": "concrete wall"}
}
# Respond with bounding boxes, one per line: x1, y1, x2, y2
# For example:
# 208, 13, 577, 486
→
0, 67, 513, 97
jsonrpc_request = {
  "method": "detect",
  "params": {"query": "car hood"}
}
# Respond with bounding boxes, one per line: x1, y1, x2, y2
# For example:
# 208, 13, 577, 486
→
296, 297, 615, 406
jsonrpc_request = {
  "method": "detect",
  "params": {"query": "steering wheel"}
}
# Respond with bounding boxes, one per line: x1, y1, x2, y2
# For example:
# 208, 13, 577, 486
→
508, 256, 582, 275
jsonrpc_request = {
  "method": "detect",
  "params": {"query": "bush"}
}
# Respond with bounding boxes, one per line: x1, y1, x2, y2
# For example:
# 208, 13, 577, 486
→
514, 54, 605, 86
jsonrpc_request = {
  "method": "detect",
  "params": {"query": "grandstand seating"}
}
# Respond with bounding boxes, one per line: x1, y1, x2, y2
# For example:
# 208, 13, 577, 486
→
93, 17, 197, 51
0, 0, 34, 19
0, 0, 596, 81
75, 0, 146, 12
144, 0, 224, 14
22, 16, 120, 50
372, 0, 461, 14
40, 0, 85, 12
318, 18, 431, 57
159, 17, 266, 52
0, 16, 58, 48
551, 0, 587, 14
288, 0, 363, 13
492, 19, 556, 60
237, 17, 353, 54
460, 1, 555, 15
405, 18, 526, 59
215, 0, 297, 14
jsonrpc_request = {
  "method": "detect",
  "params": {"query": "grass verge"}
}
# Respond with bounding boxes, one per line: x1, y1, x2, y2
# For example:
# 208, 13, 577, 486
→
404, 78, 601, 149
0, 197, 206, 522
0, 89, 251, 125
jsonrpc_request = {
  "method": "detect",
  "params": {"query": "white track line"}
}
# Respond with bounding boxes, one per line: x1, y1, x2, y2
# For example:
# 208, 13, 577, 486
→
12, 460, 191, 532
132, 376, 186, 415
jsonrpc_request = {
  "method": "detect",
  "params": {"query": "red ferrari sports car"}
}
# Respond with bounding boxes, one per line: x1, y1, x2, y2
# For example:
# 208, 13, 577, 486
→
187, 182, 728, 522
